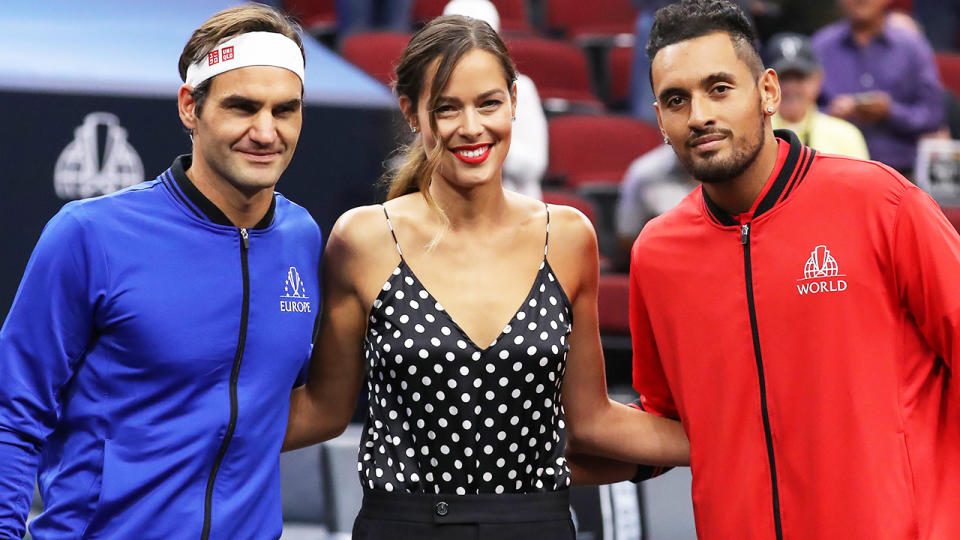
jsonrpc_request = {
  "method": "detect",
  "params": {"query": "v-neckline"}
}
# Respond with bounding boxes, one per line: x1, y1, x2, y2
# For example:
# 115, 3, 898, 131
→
374, 258, 550, 353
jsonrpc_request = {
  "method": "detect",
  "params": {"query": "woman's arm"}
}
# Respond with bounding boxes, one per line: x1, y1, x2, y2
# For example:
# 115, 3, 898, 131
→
551, 207, 689, 467
282, 208, 385, 451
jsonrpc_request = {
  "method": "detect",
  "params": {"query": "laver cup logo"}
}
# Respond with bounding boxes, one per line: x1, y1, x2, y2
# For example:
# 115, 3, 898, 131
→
54, 112, 144, 200
281, 267, 311, 312
797, 245, 847, 295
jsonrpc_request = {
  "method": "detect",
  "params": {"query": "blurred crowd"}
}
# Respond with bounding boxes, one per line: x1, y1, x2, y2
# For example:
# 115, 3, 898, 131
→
267, 0, 960, 270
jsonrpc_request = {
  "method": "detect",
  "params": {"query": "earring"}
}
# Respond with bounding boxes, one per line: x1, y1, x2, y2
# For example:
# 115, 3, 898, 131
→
410, 125, 418, 133
662, 134, 670, 145
511, 115, 516, 122
766, 106, 775, 114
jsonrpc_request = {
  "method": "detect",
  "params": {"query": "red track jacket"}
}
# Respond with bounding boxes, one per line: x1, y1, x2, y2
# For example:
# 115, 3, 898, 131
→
631, 130, 960, 539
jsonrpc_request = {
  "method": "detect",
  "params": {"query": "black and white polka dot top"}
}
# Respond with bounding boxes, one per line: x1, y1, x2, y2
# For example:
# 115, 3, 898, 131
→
357, 204, 574, 495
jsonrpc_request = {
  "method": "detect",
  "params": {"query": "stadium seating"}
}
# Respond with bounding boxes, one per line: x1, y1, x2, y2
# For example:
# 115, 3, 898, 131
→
941, 205, 960, 233
284, 0, 337, 34
542, 190, 598, 226
341, 31, 412, 85
412, 0, 531, 33
936, 52, 960, 97
505, 36, 603, 111
607, 44, 634, 109
544, 0, 636, 39
547, 114, 662, 188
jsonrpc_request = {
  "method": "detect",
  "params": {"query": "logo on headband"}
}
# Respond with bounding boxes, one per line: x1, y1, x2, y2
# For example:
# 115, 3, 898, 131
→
207, 46, 235, 67
222, 46, 234, 61
208, 49, 219, 66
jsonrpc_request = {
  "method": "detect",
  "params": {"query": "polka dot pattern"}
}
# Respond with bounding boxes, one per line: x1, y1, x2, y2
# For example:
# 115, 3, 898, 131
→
359, 252, 573, 496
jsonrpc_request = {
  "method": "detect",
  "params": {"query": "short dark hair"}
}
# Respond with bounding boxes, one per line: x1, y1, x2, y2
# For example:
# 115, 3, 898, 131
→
646, 0, 763, 79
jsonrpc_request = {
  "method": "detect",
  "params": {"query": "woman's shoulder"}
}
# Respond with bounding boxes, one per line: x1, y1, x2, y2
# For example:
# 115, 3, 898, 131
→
544, 202, 597, 250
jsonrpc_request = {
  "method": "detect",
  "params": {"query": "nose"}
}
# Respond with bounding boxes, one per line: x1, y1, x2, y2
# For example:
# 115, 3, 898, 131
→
248, 110, 278, 146
458, 107, 484, 138
687, 93, 716, 131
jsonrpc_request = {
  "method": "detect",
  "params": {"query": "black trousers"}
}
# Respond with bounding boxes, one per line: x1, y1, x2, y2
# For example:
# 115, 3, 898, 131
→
352, 489, 576, 540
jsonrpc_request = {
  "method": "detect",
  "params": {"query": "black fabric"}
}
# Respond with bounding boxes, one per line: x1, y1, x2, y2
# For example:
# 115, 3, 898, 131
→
357, 205, 574, 495
352, 489, 575, 540
169, 154, 276, 229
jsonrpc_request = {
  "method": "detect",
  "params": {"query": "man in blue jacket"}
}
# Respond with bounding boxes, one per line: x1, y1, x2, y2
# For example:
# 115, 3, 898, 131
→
0, 5, 322, 538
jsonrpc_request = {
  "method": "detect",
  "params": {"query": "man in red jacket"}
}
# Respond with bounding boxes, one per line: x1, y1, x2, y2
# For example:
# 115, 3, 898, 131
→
625, 0, 960, 538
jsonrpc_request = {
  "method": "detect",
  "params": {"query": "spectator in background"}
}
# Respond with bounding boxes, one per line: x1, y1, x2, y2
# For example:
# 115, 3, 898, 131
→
615, 145, 696, 267
765, 32, 870, 159
813, 0, 943, 176
443, 0, 548, 199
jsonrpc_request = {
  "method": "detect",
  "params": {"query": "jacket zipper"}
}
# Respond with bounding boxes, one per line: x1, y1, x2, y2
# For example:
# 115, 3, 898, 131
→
201, 227, 250, 540
741, 223, 783, 540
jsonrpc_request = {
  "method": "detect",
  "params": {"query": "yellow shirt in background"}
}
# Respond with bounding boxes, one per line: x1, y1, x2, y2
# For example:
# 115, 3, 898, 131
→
773, 108, 870, 160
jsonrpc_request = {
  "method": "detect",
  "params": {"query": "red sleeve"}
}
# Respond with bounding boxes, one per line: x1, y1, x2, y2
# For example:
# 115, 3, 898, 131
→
629, 239, 680, 419
892, 187, 960, 370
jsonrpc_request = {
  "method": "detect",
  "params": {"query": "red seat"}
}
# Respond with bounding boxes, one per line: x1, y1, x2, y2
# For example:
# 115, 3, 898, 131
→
341, 31, 412, 85
597, 273, 630, 335
545, 0, 636, 38
940, 206, 960, 233
607, 44, 633, 107
505, 37, 602, 107
413, 0, 531, 33
936, 52, 960, 97
542, 190, 598, 226
888, 0, 913, 12
411, 0, 447, 23
548, 114, 662, 187
284, 0, 337, 31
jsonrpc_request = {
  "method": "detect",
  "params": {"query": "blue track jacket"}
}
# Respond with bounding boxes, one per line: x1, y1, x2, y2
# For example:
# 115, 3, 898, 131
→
0, 156, 322, 539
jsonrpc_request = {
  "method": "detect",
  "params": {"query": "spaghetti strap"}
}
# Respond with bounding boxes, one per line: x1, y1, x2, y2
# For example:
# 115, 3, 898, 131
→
381, 205, 404, 260
543, 202, 551, 258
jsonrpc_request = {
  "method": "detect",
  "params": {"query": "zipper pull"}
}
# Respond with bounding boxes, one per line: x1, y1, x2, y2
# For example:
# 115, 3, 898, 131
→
240, 227, 249, 250
740, 223, 750, 245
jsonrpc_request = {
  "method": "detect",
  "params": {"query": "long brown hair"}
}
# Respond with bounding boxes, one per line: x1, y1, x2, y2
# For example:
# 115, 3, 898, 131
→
386, 15, 517, 214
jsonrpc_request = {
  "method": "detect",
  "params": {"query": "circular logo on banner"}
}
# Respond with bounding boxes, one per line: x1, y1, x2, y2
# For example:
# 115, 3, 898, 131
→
54, 112, 143, 200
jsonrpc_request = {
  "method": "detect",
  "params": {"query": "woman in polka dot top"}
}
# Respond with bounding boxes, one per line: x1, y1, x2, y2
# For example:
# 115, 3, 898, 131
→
284, 15, 689, 539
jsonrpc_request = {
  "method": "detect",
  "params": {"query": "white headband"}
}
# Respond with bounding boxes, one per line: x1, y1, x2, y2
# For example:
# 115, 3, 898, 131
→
185, 31, 304, 88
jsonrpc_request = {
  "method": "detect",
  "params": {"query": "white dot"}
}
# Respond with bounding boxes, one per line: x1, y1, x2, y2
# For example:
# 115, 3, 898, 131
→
436, 390, 445, 401
456, 486, 466, 495
529, 298, 537, 307
400, 314, 409, 324
498, 404, 508, 414
484, 417, 494, 427
483, 472, 493, 481
425, 313, 435, 323
441, 326, 451, 335
457, 340, 467, 349
528, 322, 537, 331
443, 472, 452, 481
484, 445, 494, 454
485, 390, 495, 400
499, 350, 510, 360
414, 324, 425, 333
523, 400, 532, 409
410, 300, 419, 309
404, 338, 414, 348
459, 366, 469, 376
511, 389, 521, 398
425, 403, 433, 413
513, 335, 524, 345
382, 282, 392, 291
472, 351, 481, 361
517, 311, 526, 320
419, 349, 429, 359
513, 361, 523, 371
525, 373, 535, 383
485, 363, 496, 373
526, 346, 537, 356
385, 306, 395, 316
461, 393, 470, 403
395, 290, 404, 299
447, 379, 457, 389
434, 364, 443, 374
409, 365, 417, 375
540, 331, 549, 340
419, 290, 429, 299
422, 376, 431, 385
463, 420, 472, 429
539, 357, 548, 367
503, 324, 512, 334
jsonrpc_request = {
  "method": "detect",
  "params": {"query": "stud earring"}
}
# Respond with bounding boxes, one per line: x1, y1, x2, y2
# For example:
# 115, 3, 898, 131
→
511, 115, 516, 122
410, 125, 418, 133
766, 106, 775, 114
662, 134, 670, 145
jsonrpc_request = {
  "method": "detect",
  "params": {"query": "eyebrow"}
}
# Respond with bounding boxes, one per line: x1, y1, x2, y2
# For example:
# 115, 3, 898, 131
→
219, 95, 302, 110
436, 88, 508, 105
657, 72, 737, 103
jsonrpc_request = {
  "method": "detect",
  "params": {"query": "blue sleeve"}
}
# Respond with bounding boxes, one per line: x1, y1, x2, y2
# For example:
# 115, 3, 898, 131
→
886, 37, 945, 136
0, 203, 106, 536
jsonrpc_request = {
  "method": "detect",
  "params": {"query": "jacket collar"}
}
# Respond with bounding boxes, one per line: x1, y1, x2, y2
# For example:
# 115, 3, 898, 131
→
702, 129, 816, 227
164, 154, 275, 230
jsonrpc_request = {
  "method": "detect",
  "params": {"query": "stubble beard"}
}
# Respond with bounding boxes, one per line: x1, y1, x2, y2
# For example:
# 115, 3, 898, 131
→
679, 115, 766, 185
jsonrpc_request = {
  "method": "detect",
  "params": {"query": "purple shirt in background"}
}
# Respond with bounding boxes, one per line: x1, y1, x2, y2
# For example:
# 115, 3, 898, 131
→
812, 18, 944, 172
